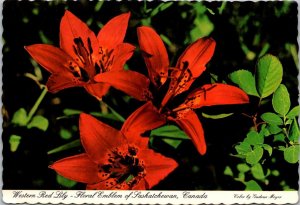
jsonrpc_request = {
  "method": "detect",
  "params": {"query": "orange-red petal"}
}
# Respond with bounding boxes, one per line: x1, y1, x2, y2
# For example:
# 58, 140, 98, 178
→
179, 83, 249, 109
109, 43, 135, 71
84, 83, 110, 100
97, 12, 130, 51
138, 148, 178, 189
60, 10, 99, 66
25, 44, 74, 74
121, 102, 166, 138
137, 26, 169, 88
49, 153, 99, 184
171, 110, 207, 155
94, 70, 152, 101
47, 73, 86, 93
79, 113, 126, 164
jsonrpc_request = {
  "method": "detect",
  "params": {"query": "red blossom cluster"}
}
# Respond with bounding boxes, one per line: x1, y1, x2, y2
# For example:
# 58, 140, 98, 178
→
25, 10, 249, 190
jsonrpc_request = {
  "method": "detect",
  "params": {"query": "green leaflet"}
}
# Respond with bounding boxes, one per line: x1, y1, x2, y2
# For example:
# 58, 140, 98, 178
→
272, 84, 290, 116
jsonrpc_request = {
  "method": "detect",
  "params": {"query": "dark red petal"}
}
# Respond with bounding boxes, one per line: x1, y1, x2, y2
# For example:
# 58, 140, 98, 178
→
138, 148, 178, 189
171, 110, 207, 155
79, 113, 126, 164
49, 153, 99, 184
94, 70, 152, 101
109, 43, 135, 71
179, 83, 249, 109
97, 12, 130, 50
46, 73, 86, 93
84, 83, 110, 100
121, 102, 166, 139
60, 10, 99, 64
132, 178, 148, 190
25, 44, 74, 74
137, 26, 169, 88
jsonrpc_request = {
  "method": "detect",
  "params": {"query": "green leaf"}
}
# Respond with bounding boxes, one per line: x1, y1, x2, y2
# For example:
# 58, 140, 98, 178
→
190, 15, 214, 40
59, 128, 72, 140
162, 138, 182, 149
244, 130, 264, 145
63, 108, 82, 116
224, 166, 233, 176
246, 146, 263, 165
267, 124, 282, 135
12, 108, 28, 126
289, 119, 299, 141
56, 174, 77, 188
9, 135, 22, 152
271, 170, 280, 177
151, 125, 189, 140
262, 144, 273, 156
286, 105, 300, 119
94, 1, 104, 11
283, 145, 299, 164
237, 163, 250, 173
261, 112, 283, 125
235, 142, 251, 155
201, 112, 233, 119
244, 180, 262, 190
251, 163, 265, 180
255, 54, 283, 98
47, 139, 81, 155
274, 133, 285, 142
150, 2, 173, 17
90, 112, 124, 122
228, 70, 259, 96
237, 172, 245, 181
27, 115, 49, 131
272, 84, 290, 116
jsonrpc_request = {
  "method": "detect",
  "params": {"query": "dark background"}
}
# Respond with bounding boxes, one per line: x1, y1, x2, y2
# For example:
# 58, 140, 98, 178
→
2, 1, 298, 190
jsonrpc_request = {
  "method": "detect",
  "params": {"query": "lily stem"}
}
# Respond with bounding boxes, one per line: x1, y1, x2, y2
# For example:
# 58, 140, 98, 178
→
26, 86, 48, 124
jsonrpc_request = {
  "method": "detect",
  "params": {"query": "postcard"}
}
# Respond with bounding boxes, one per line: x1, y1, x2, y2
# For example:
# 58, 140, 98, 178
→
2, 1, 299, 204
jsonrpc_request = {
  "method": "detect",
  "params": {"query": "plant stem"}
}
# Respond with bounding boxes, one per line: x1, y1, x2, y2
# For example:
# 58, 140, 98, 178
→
26, 86, 48, 123
100, 100, 125, 122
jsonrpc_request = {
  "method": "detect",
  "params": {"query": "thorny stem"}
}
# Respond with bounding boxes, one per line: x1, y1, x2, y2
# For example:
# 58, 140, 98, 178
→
26, 86, 48, 124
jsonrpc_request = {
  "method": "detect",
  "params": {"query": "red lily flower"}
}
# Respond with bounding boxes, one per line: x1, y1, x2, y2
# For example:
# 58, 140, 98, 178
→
120, 26, 249, 155
25, 10, 147, 100
50, 113, 177, 190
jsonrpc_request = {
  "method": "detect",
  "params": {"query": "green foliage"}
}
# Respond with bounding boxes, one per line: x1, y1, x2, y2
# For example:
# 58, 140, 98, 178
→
59, 128, 72, 140
12, 108, 28, 126
56, 174, 77, 188
47, 139, 81, 155
9, 135, 22, 152
255, 55, 283, 98
246, 146, 263, 165
244, 180, 262, 190
27, 115, 49, 131
228, 70, 259, 96
261, 112, 283, 125
272, 84, 290, 116
283, 145, 299, 164
286, 105, 300, 119
201, 112, 233, 119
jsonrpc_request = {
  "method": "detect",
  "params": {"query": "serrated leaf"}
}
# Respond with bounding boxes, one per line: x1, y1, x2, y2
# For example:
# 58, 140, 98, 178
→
244, 180, 262, 190
267, 124, 282, 135
272, 84, 290, 116
262, 144, 273, 156
12, 108, 28, 126
246, 146, 263, 165
274, 133, 285, 142
286, 105, 300, 119
256, 54, 283, 98
235, 142, 251, 155
9, 135, 22, 152
237, 163, 250, 173
162, 138, 182, 149
47, 139, 81, 155
224, 166, 233, 176
283, 145, 299, 164
59, 128, 72, 140
244, 130, 264, 145
228, 70, 259, 96
151, 125, 189, 140
202, 112, 233, 119
289, 119, 299, 141
261, 112, 283, 125
56, 174, 77, 188
27, 115, 49, 131
251, 163, 265, 180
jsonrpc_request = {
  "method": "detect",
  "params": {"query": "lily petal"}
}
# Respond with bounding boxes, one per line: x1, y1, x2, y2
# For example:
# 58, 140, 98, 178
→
109, 43, 135, 71
47, 73, 86, 93
84, 83, 110, 100
79, 113, 126, 164
94, 70, 152, 101
137, 26, 169, 88
49, 153, 99, 184
138, 148, 178, 189
25, 44, 74, 74
97, 12, 130, 50
60, 10, 98, 60
121, 102, 166, 138
179, 83, 249, 109
171, 110, 207, 155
